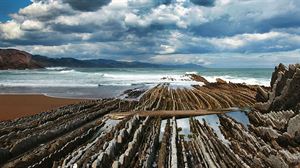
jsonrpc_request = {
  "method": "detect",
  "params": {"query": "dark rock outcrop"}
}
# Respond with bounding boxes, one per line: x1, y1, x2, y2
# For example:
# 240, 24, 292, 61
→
0, 49, 42, 70
216, 78, 227, 84
122, 88, 146, 99
256, 86, 269, 103
255, 63, 300, 112
188, 74, 210, 84
219, 114, 300, 168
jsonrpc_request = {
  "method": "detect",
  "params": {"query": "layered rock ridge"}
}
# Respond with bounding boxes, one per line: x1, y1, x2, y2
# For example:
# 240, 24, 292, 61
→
1, 64, 300, 167
255, 63, 300, 112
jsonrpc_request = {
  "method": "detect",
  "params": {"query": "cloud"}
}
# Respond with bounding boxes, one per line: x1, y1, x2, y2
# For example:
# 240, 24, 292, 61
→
0, 21, 23, 40
150, 49, 300, 68
13, 1, 74, 21
62, 0, 111, 11
21, 20, 44, 31
0, 0, 300, 67
127, 0, 172, 8
190, 0, 215, 6
125, 3, 207, 29
150, 54, 212, 65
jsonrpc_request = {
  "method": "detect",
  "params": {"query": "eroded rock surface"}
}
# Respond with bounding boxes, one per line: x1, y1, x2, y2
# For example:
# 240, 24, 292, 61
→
135, 82, 257, 111
1, 64, 300, 167
255, 63, 300, 112
220, 114, 300, 167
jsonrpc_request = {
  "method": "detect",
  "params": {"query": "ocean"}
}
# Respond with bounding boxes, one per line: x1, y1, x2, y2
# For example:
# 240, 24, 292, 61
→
0, 67, 273, 98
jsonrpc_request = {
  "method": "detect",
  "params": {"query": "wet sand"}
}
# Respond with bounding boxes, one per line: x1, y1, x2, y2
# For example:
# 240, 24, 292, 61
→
0, 94, 85, 121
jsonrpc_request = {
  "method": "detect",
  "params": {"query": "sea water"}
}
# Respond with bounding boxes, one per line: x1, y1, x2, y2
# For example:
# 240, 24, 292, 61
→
0, 67, 273, 98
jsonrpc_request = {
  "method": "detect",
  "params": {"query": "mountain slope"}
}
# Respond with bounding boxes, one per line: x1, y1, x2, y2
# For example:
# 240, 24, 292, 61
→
32, 55, 167, 68
0, 49, 204, 69
0, 49, 43, 70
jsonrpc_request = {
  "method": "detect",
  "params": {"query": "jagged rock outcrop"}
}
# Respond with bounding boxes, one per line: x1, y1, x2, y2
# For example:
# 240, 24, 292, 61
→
188, 74, 210, 84
255, 63, 300, 112
256, 86, 269, 102
287, 114, 300, 137
248, 110, 295, 131
220, 114, 300, 167
216, 78, 227, 84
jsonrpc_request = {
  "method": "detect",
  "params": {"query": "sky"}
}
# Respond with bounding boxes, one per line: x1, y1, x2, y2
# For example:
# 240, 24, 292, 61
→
0, 0, 300, 68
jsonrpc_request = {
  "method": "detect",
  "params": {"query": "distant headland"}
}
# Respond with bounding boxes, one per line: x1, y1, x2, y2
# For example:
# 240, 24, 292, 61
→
0, 49, 204, 70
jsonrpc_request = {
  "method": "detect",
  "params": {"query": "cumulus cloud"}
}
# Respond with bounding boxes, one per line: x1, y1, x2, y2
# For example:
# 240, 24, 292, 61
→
0, 21, 24, 40
128, 3, 207, 28
13, 1, 74, 21
21, 20, 44, 31
0, 0, 300, 67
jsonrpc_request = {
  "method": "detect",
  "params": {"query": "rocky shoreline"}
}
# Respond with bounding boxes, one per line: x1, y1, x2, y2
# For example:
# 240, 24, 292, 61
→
0, 64, 299, 168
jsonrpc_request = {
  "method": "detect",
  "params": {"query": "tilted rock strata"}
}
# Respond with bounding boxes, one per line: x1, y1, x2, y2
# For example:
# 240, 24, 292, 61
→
1, 66, 300, 168
135, 83, 256, 111
188, 117, 248, 168
157, 119, 171, 168
248, 110, 295, 131
219, 114, 300, 167
0, 99, 136, 167
255, 63, 300, 112
0, 81, 255, 167
187, 74, 210, 85
1, 107, 299, 167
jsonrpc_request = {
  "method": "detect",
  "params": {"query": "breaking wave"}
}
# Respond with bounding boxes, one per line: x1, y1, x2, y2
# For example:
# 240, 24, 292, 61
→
0, 68, 271, 88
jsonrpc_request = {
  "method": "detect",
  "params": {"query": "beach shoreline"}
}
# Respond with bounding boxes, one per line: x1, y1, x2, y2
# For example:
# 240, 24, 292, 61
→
0, 94, 87, 121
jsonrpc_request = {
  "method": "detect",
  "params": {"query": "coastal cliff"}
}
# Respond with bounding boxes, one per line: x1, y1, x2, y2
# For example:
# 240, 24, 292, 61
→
0, 49, 42, 70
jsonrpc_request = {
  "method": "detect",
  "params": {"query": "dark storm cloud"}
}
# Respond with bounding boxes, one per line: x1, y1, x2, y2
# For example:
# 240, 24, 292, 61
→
51, 23, 102, 33
191, 7, 300, 38
190, 0, 215, 6
63, 0, 111, 11
189, 16, 253, 37
157, 0, 172, 5
261, 11, 300, 29
2, 31, 81, 46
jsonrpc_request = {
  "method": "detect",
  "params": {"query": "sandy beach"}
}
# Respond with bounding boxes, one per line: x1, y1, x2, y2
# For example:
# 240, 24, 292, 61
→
0, 94, 85, 121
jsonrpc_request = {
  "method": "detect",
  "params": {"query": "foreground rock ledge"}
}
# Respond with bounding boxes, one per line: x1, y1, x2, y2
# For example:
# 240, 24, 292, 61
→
0, 64, 300, 168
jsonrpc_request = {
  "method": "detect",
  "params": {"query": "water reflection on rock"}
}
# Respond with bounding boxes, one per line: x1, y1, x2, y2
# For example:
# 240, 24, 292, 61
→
174, 111, 250, 143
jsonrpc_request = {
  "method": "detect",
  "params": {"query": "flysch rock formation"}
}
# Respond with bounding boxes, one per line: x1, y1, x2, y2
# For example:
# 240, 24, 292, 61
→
220, 113, 300, 168
255, 63, 300, 112
135, 82, 257, 111
0, 63, 299, 168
